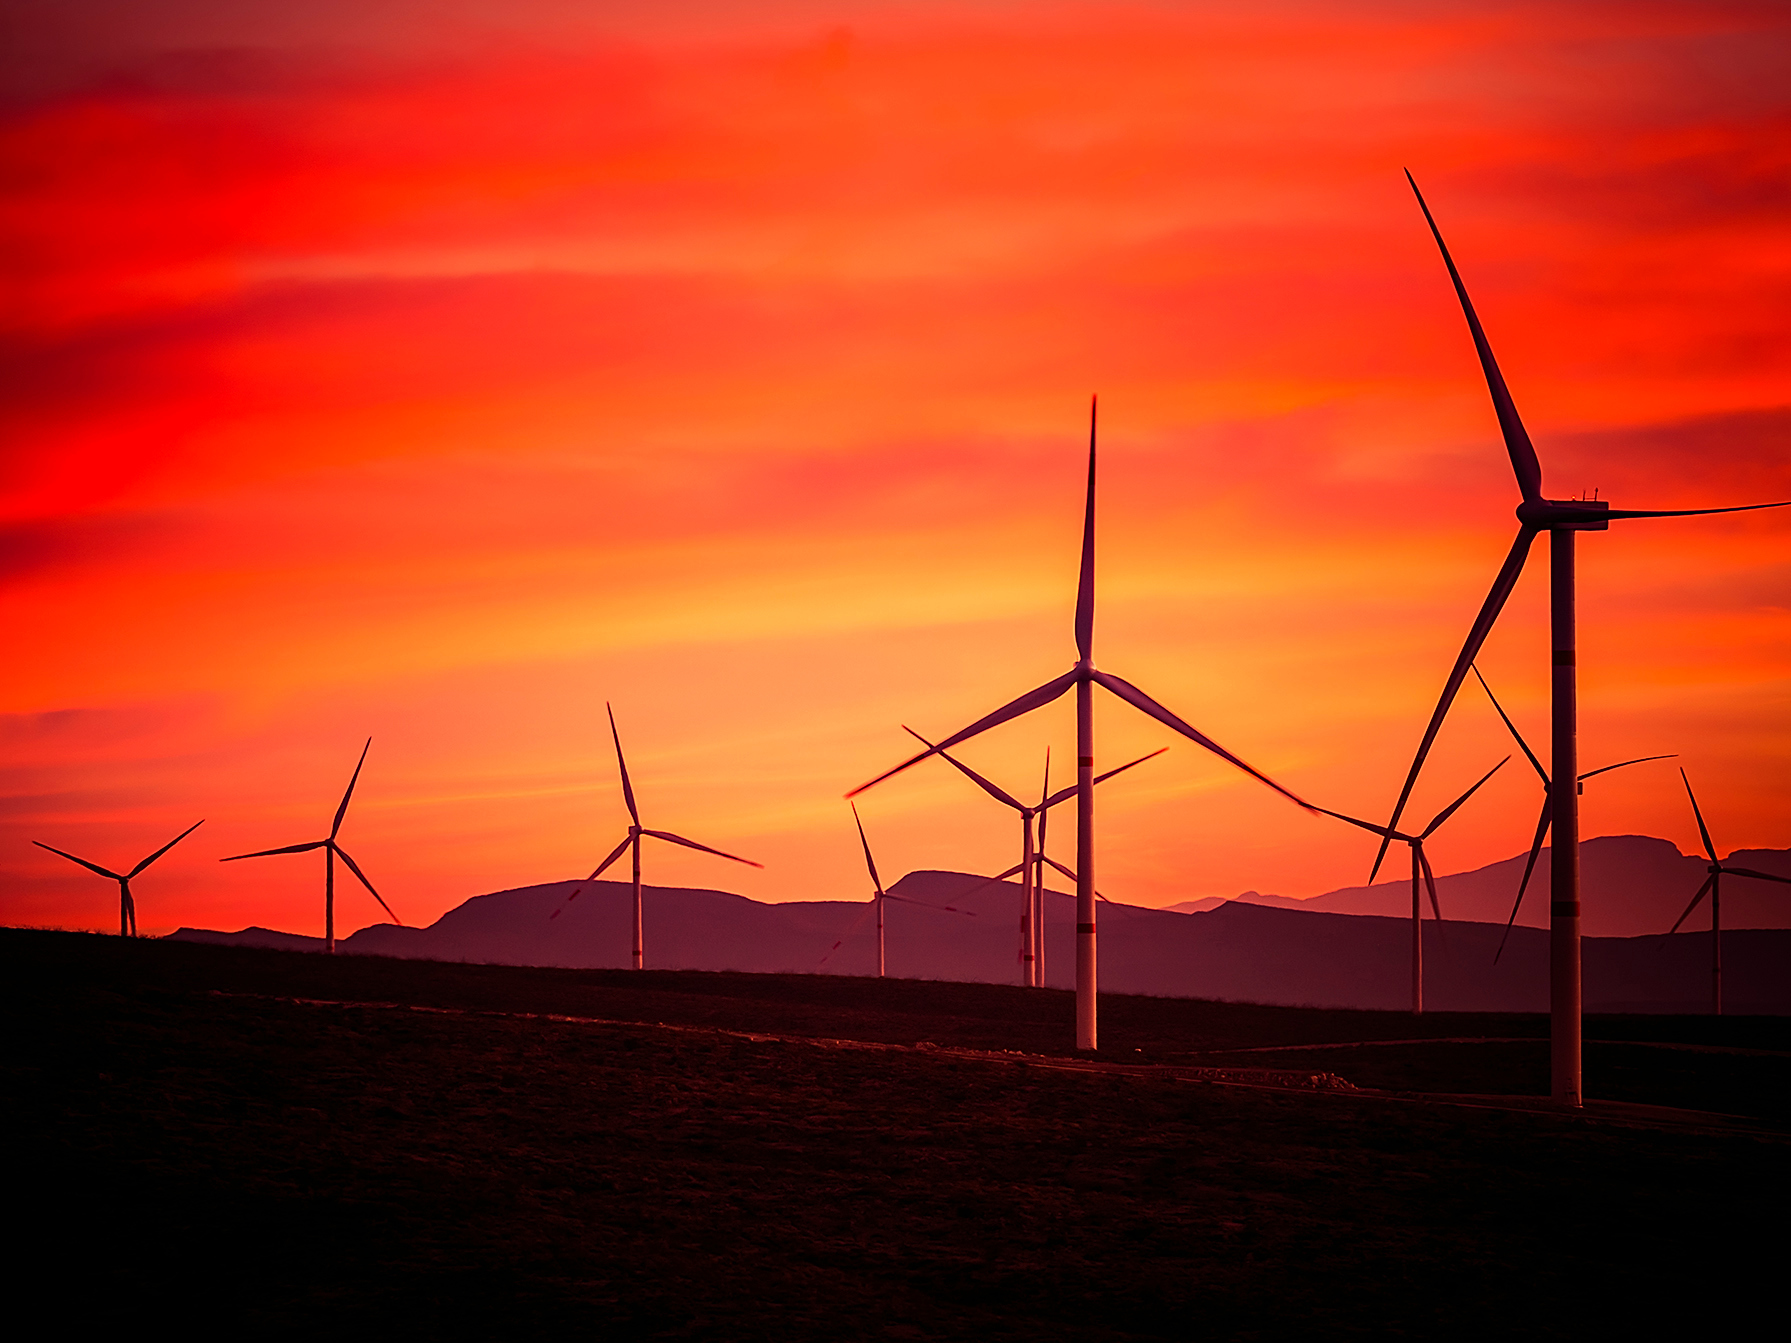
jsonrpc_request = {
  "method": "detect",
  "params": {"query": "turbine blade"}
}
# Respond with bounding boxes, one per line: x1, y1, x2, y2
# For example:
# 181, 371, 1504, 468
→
330, 843, 400, 924
1090, 746, 1168, 790
1417, 846, 1449, 952
1418, 846, 1444, 923
126, 819, 205, 878
903, 726, 1025, 811
884, 892, 978, 916
1603, 501, 1791, 522
331, 738, 372, 839
1314, 807, 1402, 842
849, 801, 886, 897
1472, 664, 1547, 784
1090, 671, 1312, 810
31, 842, 122, 881
1680, 769, 1719, 864
950, 864, 1028, 904
1039, 747, 1169, 811
1723, 867, 1791, 887
1041, 854, 1080, 884
1075, 395, 1098, 663
1038, 746, 1052, 810
1577, 754, 1674, 782
1420, 757, 1509, 839
607, 703, 641, 826
1405, 170, 1543, 503
1371, 524, 1538, 881
1495, 796, 1552, 964
586, 835, 635, 884
846, 670, 1081, 797
641, 829, 763, 868
555, 835, 635, 914
1667, 874, 1716, 935
221, 840, 328, 861
817, 900, 881, 969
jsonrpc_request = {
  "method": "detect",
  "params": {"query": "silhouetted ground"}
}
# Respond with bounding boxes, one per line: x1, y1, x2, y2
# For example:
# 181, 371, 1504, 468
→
8, 929, 1788, 1339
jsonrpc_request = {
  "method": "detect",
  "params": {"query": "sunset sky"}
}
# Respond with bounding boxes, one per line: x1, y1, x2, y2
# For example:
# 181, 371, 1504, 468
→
5, 0, 1789, 940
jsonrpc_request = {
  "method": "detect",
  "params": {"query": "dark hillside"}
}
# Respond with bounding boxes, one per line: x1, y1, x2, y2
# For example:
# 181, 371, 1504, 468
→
7, 930, 1788, 1339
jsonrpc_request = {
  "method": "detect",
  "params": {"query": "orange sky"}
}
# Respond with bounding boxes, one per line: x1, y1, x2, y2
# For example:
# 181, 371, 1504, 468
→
4, 0, 1789, 939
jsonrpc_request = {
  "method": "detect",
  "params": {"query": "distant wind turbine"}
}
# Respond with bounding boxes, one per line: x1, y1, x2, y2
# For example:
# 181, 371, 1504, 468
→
850, 398, 1314, 1050
1371, 174, 1789, 1102
1317, 759, 1508, 1014
221, 739, 396, 954
1667, 769, 1791, 1016
552, 704, 761, 969
817, 801, 976, 975
34, 820, 204, 937
1473, 665, 1673, 960
906, 727, 1164, 985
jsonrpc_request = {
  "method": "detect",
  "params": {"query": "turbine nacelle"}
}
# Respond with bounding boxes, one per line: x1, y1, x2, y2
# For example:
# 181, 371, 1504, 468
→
1517, 498, 1609, 530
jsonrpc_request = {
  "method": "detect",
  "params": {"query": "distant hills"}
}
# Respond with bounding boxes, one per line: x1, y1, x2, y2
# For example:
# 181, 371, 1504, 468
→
171, 835, 1791, 1014
1168, 835, 1791, 936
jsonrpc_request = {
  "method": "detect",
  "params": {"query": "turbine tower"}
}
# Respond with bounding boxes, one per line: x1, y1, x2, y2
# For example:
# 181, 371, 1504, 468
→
221, 739, 397, 954
817, 801, 977, 976
907, 728, 1163, 984
553, 704, 761, 969
1373, 174, 1788, 1104
1317, 760, 1506, 1013
34, 820, 204, 937
1473, 665, 1673, 960
1667, 769, 1791, 1015
850, 398, 1313, 1049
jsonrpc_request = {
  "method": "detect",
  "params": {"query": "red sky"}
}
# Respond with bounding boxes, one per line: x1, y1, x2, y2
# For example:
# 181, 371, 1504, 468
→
4, 0, 1789, 939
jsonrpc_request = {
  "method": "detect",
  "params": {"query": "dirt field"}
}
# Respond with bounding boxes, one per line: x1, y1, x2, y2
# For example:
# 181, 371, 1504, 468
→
8, 929, 1787, 1338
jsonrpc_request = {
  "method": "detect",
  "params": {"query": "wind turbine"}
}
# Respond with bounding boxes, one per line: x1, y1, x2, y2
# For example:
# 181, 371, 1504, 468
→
1318, 759, 1507, 1013
1472, 665, 1673, 960
553, 704, 761, 970
34, 820, 204, 937
850, 398, 1314, 1049
1370, 173, 1788, 1103
817, 801, 977, 976
1667, 769, 1791, 1015
221, 739, 397, 954
906, 728, 1164, 984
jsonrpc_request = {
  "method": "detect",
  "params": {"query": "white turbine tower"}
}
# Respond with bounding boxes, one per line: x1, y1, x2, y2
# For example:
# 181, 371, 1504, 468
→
850, 399, 1313, 1049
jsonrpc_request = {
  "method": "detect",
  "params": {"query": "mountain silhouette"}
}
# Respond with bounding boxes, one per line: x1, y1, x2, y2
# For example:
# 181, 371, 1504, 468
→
1168, 835, 1791, 935
171, 835, 1791, 1013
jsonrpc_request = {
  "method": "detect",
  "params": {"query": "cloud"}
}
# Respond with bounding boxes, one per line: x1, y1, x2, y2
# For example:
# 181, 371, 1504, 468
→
2, 1, 1788, 929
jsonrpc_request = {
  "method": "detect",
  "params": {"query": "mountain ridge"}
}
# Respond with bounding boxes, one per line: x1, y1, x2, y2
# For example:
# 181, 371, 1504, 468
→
1167, 834, 1791, 934
169, 836, 1791, 1014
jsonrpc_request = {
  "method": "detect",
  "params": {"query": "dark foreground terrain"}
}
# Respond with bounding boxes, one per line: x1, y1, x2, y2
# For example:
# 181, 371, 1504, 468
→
8, 930, 1789, 1339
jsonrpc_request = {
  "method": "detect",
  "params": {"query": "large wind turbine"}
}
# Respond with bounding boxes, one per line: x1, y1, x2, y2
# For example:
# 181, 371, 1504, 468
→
221, 739, 397, 954
1372, 174, 1788, 1103
850, 398, 1313, 1049
1667, 770, 1791, 1016
1317, 759, 1506, 1013
1473, 665, 1673, 960
907, 728, 1164, 984
34, 820, 204, 937
817, 801, 976, 976
553, 704, 761, 969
